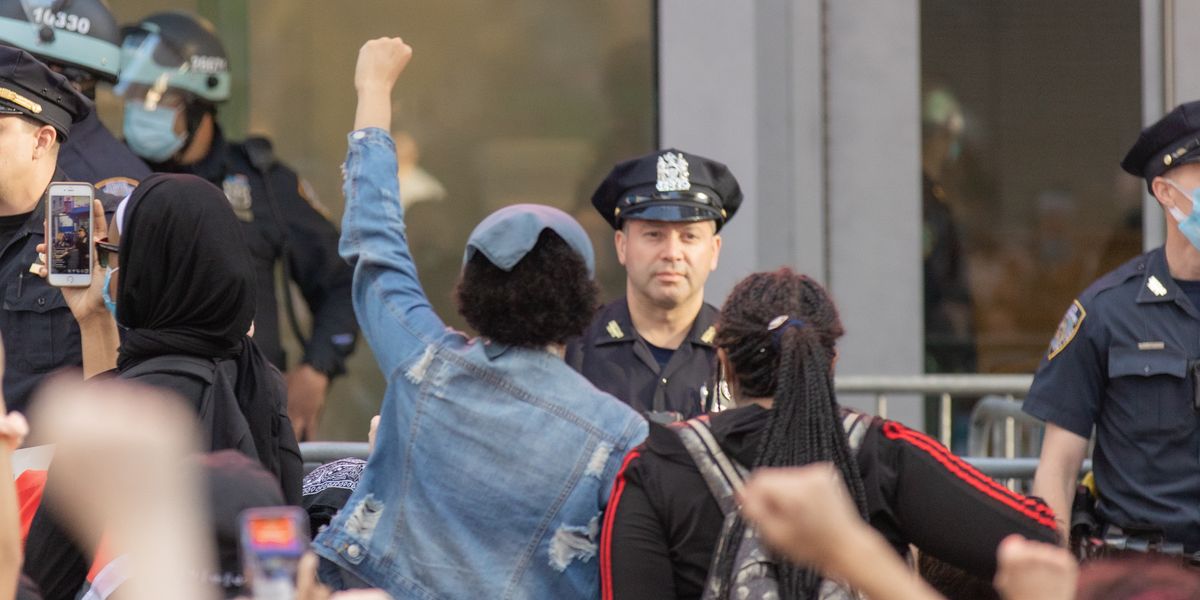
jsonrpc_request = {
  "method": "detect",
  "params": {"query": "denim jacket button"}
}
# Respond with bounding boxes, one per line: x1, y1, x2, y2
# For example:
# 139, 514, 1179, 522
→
352, 131, 366, 140
347, 543, 363, 559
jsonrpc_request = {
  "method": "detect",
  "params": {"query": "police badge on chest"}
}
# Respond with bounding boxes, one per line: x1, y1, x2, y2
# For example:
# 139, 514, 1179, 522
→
223, 174, 255, 222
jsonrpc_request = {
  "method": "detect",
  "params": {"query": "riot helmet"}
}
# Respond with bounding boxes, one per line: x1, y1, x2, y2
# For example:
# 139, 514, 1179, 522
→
116, 11, 229, 164
0, 0, 122, 91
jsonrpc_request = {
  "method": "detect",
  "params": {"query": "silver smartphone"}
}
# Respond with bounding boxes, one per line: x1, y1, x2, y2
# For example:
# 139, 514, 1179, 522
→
45, 182, 94, 288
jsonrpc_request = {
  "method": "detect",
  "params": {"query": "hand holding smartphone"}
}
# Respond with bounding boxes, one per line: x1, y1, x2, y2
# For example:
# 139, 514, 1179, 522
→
241, 506, 309, 599
44, 182, 94, 288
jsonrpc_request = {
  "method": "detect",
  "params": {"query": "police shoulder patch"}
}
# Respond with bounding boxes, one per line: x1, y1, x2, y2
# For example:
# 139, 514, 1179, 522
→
1047, 300, 1086, 360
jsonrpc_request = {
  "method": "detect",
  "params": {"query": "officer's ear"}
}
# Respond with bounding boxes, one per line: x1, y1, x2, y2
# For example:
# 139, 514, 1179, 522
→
614, 225, 628, 266
31, 123, 58, 159
1150, 176, 1180, 213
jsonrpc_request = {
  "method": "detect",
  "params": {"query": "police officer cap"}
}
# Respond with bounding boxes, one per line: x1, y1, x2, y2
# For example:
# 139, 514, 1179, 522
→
0, 46, 89, 141
1121, 100, 1200, 183
464, 203, 595, 277
592, 148, 742, 231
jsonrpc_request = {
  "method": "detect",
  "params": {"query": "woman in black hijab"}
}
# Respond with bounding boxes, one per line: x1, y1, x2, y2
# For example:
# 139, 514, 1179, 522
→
40, 173, 300, 500
24, 174, 301, 598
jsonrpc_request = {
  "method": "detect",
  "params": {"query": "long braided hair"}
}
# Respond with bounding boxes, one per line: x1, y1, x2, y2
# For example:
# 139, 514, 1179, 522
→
710, 268, 870, 599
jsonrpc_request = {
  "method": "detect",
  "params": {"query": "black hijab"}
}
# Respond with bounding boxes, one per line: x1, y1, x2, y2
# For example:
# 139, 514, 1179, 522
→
116, 173, 256, 369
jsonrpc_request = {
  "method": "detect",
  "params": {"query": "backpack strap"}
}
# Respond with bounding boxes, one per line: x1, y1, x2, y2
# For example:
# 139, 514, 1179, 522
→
672, 416, 748, 515
120, 354, 218, 384
841, 408, 871, 455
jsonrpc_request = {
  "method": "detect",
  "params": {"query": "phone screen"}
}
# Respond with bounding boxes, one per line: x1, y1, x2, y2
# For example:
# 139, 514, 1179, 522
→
48, 191, 91, 276
247, 516, 300, 550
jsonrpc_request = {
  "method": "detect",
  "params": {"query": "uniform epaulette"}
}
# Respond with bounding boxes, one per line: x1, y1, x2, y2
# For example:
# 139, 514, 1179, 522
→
1079, 250, 1154, 303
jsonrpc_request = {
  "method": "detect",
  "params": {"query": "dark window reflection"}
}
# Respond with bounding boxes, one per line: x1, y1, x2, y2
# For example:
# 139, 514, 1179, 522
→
922, 0, 1143, 376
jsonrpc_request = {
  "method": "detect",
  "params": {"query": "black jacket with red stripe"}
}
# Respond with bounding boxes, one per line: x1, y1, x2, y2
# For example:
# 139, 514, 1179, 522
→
600, 405, 1058, 600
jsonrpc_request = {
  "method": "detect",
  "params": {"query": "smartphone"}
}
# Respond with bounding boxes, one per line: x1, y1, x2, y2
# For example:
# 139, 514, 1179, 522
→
240, 506, 308, 599
45, 182, 95, 287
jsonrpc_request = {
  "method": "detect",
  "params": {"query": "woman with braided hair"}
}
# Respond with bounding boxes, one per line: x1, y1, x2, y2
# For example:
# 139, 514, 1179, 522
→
600, 268, 1058, 600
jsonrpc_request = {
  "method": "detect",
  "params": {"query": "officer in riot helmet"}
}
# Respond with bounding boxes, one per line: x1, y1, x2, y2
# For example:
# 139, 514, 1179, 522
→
0, 0, 149, 202
116, 11, 357, 440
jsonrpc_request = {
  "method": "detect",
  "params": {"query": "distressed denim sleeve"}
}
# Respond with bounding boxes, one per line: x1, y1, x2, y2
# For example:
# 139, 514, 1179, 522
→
339, 128, 446, 372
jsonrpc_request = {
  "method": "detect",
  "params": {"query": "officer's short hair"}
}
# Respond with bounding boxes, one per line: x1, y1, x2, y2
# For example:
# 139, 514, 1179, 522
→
455, 229, 598, 348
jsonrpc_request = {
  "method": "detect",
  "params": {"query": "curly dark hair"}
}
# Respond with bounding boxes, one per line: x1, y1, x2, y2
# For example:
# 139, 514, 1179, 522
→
710, 268, 868, 600
455, 229, 598, 347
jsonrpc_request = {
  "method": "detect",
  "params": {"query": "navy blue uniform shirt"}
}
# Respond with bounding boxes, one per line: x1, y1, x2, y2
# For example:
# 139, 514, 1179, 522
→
567, 297, 719, 419
57, 110, 151, 203
0, 173, 118, 412
1024, 246, 1200, 549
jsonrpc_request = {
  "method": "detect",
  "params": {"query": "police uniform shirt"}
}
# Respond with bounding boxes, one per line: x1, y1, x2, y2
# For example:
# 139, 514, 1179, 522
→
567, 297, 719, 419
0, 173, 118, 412
1023, 247, 1200, 549
57, 109, 150, 203
177, 125, 357, 376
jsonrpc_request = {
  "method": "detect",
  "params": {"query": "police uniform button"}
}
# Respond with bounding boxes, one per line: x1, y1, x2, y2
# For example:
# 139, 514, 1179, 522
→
1144, 366, 1151, 374
661, 378, 668, 384
36, 297, 45, 306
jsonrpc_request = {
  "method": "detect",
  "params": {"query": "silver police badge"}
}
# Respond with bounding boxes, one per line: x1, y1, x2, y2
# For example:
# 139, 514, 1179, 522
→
656, 152, 691, 192
223, 174, 254, 222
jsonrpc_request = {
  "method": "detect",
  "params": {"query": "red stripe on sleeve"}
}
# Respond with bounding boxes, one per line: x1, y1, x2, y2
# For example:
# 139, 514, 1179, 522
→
882, 422, 1058, 530
15, 469, 47, 545
600, 449, 641, 600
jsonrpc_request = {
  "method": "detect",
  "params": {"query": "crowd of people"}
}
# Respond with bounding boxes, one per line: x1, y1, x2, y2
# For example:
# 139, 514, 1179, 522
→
0, 2, 1196, 600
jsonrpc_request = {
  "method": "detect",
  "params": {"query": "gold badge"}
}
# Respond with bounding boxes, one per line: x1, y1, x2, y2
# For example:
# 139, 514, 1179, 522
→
700, 326, 716, 344
606, 320, 624, 339
1148, 275, 1168, 297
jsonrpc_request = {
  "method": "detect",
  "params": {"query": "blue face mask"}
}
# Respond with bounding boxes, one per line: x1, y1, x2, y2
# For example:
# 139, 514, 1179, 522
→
1165, 180, 1200, 251
123, 102, 186, 163
102, 266, 119, 318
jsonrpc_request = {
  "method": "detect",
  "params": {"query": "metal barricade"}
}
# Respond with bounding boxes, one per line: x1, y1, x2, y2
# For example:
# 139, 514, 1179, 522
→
303, 375, 1045, 481
835, 374, 1033, 453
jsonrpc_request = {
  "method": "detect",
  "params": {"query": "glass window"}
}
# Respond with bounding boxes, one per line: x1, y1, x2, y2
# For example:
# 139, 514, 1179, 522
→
106, 1, 658, 440
921, 1, 1143, 377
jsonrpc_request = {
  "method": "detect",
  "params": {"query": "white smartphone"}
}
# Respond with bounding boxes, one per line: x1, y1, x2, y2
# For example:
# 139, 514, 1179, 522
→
45, 182, 95, 288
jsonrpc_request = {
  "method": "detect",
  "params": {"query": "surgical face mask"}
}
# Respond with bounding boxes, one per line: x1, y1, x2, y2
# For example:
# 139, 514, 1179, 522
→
123, 101, 186, 163
102, 266, 119, 318
1165, 179, 1200, 251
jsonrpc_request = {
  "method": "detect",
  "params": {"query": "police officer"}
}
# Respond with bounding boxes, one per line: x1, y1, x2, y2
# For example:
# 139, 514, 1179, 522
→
0, 0, 150, 203
567, 149, 741, 421
1027, 100, 1200, 554
0, 46, 92, 411
116, 12, 356, 439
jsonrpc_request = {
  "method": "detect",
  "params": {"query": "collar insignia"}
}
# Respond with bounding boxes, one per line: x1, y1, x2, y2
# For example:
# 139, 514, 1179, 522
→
605, 320, 624, 339
700, 325, 716, 344
656, 152, 691, 192
1147, 275, 1168, 297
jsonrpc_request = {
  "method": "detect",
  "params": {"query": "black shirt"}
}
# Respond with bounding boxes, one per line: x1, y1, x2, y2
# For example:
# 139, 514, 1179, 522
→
601, 405, 1059, 600
644, 340, 675, 370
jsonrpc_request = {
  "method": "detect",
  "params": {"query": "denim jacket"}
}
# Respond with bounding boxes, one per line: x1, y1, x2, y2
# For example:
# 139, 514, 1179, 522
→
312, 128, 647, 599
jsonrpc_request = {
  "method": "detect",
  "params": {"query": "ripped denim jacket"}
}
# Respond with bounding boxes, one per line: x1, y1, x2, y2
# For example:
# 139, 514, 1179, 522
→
312, 128, 647, 600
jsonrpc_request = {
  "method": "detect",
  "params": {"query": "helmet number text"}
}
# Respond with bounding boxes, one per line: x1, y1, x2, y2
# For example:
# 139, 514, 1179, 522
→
31, 8, 91, 35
